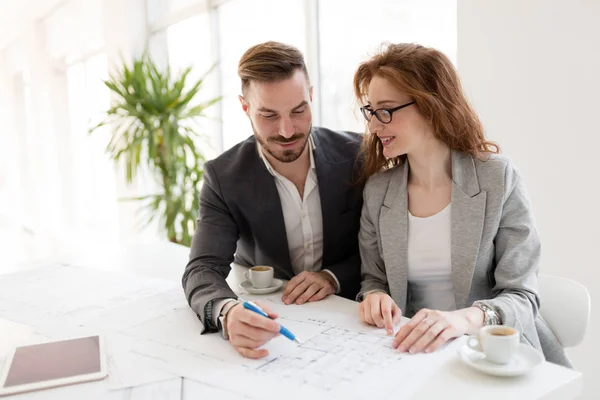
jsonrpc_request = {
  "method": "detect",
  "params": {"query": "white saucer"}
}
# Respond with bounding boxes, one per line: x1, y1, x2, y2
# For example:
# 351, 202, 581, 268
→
239, 278, 284, 294
458, 343, 544, 377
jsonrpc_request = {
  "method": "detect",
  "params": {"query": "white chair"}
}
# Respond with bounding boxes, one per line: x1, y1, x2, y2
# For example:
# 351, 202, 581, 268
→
538, 274, 591, 348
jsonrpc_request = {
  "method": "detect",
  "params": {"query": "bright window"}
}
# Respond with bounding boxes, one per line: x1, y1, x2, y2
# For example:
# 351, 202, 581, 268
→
166, 14, 220, 158
66, 53, 118, 243
318, 0, 457, 133
217, 0, 308, 150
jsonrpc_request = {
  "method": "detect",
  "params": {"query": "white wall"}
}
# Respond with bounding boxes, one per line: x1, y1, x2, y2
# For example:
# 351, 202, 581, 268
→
458, 0, 600, 397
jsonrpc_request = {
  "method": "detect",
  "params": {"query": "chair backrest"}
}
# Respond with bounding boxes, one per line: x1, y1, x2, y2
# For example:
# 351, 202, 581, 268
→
538, 274, 591, 348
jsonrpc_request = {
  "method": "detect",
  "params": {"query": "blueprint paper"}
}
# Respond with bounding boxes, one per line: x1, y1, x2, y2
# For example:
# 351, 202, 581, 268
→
116, 291, 459, 400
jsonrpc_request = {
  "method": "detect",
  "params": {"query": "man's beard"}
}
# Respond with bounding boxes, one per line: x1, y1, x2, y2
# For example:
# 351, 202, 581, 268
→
253, 122, 312, 163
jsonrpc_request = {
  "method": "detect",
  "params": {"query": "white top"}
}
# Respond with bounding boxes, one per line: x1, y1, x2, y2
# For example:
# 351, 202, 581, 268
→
407, 203, 457, 314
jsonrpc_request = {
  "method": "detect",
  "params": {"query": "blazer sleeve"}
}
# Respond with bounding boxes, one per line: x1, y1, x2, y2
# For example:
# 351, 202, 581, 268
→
182, 162, 239, 333
322, 253, 361, 300
357, 183, 390, 301
479, 161, 541, 334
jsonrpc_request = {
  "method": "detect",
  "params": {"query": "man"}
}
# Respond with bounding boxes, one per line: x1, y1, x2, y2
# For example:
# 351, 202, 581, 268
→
182, 41, 363, 359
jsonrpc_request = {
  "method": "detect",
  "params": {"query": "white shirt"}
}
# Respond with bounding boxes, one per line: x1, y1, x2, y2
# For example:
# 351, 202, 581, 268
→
407, 203, 457, 314
258, 136, 324, 275
212, 136, 339, 327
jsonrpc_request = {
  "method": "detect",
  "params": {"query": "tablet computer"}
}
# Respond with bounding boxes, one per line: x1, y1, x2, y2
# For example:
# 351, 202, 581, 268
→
0, 335, 107, 397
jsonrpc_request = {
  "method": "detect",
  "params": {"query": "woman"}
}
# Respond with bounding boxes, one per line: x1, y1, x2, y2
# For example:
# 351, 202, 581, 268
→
354, 43, 570, 367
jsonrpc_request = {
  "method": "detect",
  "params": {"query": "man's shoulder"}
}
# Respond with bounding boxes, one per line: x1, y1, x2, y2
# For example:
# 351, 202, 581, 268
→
204, 135, 258, 179
312, 126, 362, 146
312, 127, 362, 161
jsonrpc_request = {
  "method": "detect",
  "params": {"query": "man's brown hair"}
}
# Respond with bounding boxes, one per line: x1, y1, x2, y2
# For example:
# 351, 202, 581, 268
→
238, 41, 310, 95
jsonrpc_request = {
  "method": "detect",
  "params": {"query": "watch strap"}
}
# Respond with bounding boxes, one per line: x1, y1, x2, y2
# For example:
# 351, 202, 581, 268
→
474, 302, 502, 325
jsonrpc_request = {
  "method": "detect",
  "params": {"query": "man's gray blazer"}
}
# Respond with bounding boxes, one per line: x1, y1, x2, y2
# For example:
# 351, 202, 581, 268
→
183, 127, 364, 333
358, 151, 571, 367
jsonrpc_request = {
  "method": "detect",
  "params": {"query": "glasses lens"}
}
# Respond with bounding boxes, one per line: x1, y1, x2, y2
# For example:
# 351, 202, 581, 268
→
360, 107, 372, 122
376, 109, 392, 124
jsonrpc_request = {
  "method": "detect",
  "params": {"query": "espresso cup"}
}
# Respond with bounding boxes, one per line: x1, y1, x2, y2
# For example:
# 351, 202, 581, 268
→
244, 266, 274, 289
467, 325, 519, 364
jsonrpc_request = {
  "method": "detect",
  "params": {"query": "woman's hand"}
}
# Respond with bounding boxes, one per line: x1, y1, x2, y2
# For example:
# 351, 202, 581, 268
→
393, 307, 484, 354
358, 292, 402, 335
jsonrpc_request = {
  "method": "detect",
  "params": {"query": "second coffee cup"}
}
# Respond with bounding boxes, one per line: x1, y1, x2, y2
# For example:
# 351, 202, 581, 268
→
467, 325, 519, 364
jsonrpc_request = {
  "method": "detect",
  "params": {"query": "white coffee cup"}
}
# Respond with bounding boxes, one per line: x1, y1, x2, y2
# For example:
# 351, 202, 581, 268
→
467, 325, 519, 364
244, 266, 274, 289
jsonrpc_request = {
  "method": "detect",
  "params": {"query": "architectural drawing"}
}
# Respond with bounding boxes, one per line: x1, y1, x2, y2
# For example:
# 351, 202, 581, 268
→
255, 325, 407, 392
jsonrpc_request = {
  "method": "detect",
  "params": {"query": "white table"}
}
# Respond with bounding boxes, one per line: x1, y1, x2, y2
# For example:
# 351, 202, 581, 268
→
0, 246, 583, 399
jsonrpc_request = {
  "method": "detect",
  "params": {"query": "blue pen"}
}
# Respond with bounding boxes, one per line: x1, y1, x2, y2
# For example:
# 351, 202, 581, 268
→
243, 301, 302, 344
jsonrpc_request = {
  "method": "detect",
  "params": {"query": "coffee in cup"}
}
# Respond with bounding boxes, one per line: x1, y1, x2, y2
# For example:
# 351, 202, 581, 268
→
489, 328, 515, 336
250, 266, 271, 272
467, 325, 519, 364
245, 266, 274, 289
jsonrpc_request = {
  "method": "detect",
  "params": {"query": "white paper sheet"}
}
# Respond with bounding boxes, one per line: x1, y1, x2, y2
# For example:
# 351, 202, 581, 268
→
0, 265, 179, 334
183, 379, 259, 400
115, 291, 460, 400
0, 265, 460, 398
104, 334, 179, 390
0, 266, 181, 391
0, 319, 47, 357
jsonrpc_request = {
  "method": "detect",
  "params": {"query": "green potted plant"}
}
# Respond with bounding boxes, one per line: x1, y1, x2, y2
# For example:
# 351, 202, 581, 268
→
91, 53, 221, 246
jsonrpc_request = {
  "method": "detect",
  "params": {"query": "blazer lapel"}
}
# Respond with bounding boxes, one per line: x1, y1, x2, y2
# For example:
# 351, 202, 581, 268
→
450, 151, 487, 309
379, 164, 410, 312
313, 141, 352, 268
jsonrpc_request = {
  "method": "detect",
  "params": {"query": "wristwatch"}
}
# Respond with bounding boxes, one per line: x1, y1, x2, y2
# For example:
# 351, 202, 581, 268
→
217, 300, 241, 340
474, 302, 502, 325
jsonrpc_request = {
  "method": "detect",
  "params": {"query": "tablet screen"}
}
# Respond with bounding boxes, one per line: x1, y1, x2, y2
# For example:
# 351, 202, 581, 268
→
2, 336, 102, 388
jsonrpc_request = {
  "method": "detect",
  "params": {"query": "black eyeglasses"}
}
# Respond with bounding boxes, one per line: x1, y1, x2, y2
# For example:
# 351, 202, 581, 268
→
360, 101, 415, 124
